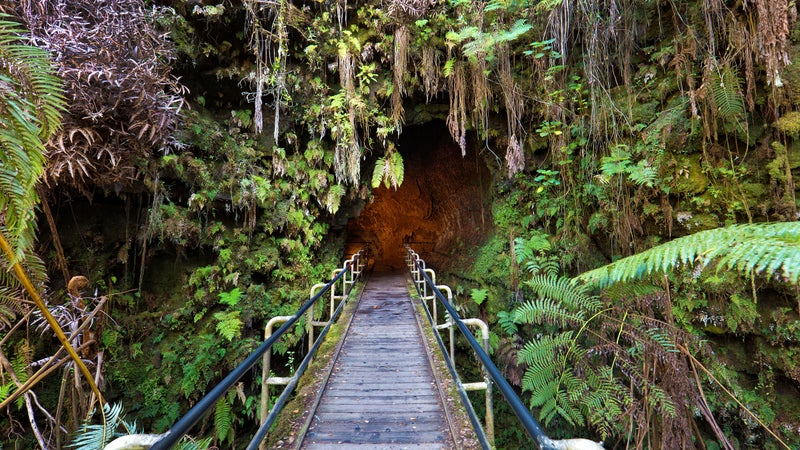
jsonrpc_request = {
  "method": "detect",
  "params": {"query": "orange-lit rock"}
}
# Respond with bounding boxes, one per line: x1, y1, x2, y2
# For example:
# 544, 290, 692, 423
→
347, 121, 492, 270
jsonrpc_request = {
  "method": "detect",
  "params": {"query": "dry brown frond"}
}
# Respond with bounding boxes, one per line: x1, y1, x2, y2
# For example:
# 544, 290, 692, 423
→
469, 60, 489, 137
19, 0, 185, 193
420, 47, 440, 102
753, 0, 791, 87
446, 60, 467, 156
392, 25, 410, 126
385, 0, 436, 21
499, 48, 525, 176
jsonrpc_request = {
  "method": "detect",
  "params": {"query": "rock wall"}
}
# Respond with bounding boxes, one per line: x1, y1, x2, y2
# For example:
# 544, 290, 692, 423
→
347, 121, 492, 270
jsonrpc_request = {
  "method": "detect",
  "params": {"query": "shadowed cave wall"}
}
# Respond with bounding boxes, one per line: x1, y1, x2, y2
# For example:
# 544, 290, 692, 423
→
347, 121, 493, 270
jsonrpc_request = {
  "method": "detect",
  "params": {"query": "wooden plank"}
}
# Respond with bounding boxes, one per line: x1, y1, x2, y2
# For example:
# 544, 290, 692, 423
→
301, 444, 445, 450
300, 272, 454, 449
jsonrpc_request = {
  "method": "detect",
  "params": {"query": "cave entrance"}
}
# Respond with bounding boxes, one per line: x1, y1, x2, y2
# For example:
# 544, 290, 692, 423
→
346, 121, 492, 271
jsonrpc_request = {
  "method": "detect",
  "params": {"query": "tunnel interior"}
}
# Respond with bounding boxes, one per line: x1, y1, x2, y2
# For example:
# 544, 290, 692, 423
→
346, 120, 493, 271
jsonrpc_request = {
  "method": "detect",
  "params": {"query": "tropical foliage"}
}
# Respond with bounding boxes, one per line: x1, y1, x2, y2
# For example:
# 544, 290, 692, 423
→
578, 222, 800, 287
0, 13, 64, 260
504, 223, 800, 448
1, 0, 800, 448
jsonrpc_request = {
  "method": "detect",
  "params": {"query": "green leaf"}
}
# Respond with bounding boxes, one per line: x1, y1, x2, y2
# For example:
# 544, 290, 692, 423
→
218, 287, 242, 306
215, 397, 232, 443
470, 288, 488, 305
577, 222, 800, 288
213, 311, 243, 341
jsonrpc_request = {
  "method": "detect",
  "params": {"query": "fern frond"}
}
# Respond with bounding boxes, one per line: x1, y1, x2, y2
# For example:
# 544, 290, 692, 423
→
69, 403, 130, 450
0, 15, 64, 261
709, 62, 746, 129
525, 275, 603, 313
370, 152, 404, 189
514, 298, 580, 327
388, 151, 404, 188
496, 310, 518, 335
324, 183, 345, 214
576, 222, 800, 288
213, 311, 242, 341
371, 156, 386, 188
215, 397, 232, 443
517, 331, 574, 367
0, 382, 13, 403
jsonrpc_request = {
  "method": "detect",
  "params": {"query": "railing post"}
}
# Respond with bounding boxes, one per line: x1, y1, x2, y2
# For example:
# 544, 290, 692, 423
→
260, 316, 293, 425
308, 283, 327, 353
434, 285, 454, 361
462, 318, 494, 448
330, 268, 344, 317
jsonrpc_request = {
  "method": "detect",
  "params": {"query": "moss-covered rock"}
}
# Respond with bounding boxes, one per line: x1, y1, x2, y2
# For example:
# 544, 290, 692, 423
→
672, 154, 709, 194
776, 111, 800, 138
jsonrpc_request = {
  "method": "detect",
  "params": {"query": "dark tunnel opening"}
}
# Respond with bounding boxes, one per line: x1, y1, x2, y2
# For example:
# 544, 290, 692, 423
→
346, 120, 493, 271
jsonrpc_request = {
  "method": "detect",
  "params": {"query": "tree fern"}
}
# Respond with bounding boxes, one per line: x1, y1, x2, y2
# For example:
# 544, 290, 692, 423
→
0, 15, 65, 261
576, 222, 800, 288
69, 403, 132, 450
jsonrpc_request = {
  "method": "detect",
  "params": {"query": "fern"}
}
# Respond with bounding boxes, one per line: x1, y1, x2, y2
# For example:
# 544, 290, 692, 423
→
371, 151, 404, 189
213, 311, 243, 341
69, 403, 132, 450
576, 222, 800, 288
710, 62, 746, 131
525, 275, 603, 314
470, 288, 488, 305
11, 342, 31, 408
215, 396, 233, 443
514, 297, 580, 327
324, 183, 345, 214
496, 310, 518, 335
0, 15, 65, 261
0, 382, 12, 403
514, 233, 559, 276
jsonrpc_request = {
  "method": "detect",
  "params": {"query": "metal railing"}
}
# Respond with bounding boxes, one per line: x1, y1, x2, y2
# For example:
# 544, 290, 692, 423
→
146, 249, 366, 450
405, 247, 604, 450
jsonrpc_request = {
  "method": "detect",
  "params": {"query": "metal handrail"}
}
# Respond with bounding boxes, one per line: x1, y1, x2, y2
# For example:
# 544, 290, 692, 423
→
148, 249, 365, 450
405, 250, 494, 449
405, 247, 604, 450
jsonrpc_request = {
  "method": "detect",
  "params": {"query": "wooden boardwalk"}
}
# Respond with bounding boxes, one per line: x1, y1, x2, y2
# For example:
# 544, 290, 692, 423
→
300, 271, 453, 449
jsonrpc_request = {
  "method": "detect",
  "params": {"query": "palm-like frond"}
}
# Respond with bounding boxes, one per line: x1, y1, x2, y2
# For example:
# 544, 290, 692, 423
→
525, 275, 604, 313
69, 403, 133, 450
0, 15, 65, 261
576, 222, 800, 288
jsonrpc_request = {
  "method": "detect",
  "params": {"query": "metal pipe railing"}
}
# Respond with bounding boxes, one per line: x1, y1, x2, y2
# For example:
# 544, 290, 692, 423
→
405, 247, 604, 450
148, 249, 365, 450
248, 272, 358, 450
406, 250, 494, 448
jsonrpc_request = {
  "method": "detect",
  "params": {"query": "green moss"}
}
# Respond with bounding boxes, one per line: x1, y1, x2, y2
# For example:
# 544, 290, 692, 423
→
468, 234, 510, 287
740, 181, 768, 200
780, 45, 800, 106
776, 111, 800, 138
786, 141, 800, 169
673, 154, 709, 194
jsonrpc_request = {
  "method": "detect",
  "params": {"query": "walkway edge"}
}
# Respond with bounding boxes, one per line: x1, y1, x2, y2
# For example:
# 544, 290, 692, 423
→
406, 274, 482, 450
264, 275, 368, 449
